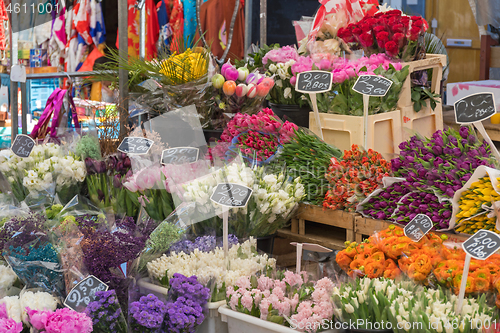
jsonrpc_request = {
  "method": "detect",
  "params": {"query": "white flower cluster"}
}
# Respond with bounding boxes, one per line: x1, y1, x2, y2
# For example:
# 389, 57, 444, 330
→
147, 238, 276, 290
0, 265, 17, 292
0, 143, 86, 195
268, 61, 295, 99
0, 290, 58, 324
333, 278, 494, 333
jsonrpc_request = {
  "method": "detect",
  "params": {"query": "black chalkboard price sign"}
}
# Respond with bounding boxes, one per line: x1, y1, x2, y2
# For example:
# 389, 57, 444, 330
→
454, 92, 496, 124
161, 147, 199, 165
64, 275, 109, 312
11, 134, 35, 158
352, 75, 393, 97
295, 71, 333, 94
117, 137, 154, 155
210, 183, 253, 208
462, 230, 500, 260
404, 214, 433, 242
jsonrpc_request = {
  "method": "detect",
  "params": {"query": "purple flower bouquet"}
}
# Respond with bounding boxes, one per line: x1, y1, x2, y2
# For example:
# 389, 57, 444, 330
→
85, 290, 127, 333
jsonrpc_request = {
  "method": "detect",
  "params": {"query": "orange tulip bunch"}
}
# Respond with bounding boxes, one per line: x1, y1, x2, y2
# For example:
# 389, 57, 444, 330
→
336, 225, 500, 306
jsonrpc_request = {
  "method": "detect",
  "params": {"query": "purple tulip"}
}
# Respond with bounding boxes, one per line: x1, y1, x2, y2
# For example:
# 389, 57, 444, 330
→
442, 210, 451, 218
113, 174, 122, 189
96, 161, 107, 174
459, 126, 469, 139
479, 146, 487, 156
432, 145, 443, 155
123, 157, 132, 169
448, 135, 458, 146
468, 135, 476, 144
445, 188, 455, 198
461, 139, 468, 146
452, 148, 462, 157
376, 212, 386, 220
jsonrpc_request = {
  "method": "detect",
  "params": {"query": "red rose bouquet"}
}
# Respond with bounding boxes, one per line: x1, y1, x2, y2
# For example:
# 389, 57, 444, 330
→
337, 9, 428, 61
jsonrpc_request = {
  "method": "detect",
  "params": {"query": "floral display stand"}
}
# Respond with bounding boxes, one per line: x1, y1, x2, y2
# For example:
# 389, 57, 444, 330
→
218, 306, 340, 333
354, 215, 470, 243
309, 110, 402, 154
399, 54, 446, 140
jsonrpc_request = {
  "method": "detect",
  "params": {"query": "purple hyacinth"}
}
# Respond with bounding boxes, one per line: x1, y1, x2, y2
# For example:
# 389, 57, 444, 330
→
168, 235, 239, 255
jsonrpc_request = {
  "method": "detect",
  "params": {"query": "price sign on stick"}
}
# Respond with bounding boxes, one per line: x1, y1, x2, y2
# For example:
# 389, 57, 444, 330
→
11, 134, 35, 158
64, 275, 109, 312
295, 70, 333, 140
210, 183, 253, 263
352, 75, 393, 149
454, 93, 500, 162
117, 137, 154, 155
161, 147, 199, 165
456, 230, 500, 314
290, 242, 332, 274
404, 214, 433, 242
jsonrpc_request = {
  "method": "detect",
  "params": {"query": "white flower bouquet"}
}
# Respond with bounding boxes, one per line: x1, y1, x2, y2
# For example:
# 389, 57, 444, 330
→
181, 162, 305, 237
146, 237, 276, 302
0, 143, 86, 203
333, 277, 497, 333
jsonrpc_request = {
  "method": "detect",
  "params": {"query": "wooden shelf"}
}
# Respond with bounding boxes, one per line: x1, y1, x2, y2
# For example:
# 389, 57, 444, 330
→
277, 223, 348, 251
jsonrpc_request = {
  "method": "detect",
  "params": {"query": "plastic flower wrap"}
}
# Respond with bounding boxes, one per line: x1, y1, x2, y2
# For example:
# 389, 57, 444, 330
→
0, 265, 18, 299
226, 271, 334, 332
85, 290, 127, 333
2, 213, 66, 298
147, 238, 276, 302
0, 143, 86, 203
210, 108, 298, 166
332, 277, 496, 333
324, 144, 392, 212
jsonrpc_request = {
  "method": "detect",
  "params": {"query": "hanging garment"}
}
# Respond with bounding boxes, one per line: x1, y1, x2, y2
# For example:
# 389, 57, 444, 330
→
157, 0, 171, 52
169, 0, 184, 52
198, 0, 245, 61
115, 0, 159, 60
74, 0, 93, 45
48, 0, 67, 67
0, 0, 8, 56
181, 0, 196, 48
90, 0, 106, 46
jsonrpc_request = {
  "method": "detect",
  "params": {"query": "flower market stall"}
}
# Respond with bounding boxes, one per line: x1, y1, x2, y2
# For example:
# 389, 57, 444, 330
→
1, 0, 500, 332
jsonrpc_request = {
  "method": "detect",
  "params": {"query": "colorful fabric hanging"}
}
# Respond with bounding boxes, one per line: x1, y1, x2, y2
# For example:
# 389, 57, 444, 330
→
169, 0, 184, 52
181, 0, 196, 48
90, 0, 106, 46
157, 0, 171, 52
0, 0, 8, 54
48, 0, 67, 67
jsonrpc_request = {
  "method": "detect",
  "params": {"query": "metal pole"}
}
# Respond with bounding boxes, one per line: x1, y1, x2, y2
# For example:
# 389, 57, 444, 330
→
20, 82, 27, 135
244, 0, 252, 57
118, 0, 129, 138
9, 8, 18, 143
259, 0, 266, 46
139, 0, 146, 60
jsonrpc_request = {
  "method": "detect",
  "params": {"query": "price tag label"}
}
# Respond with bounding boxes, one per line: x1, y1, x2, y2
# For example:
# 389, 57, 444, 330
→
454, 92, 496, 124
64, 275, 109, 312
295, 70, 333, 94
210, 183, 253, 208
161, 147, 199, 165
11, 134, 35, 158
352, 75, 393, 97
117, 137, 154, 155
404, 214, 433, 242
462, 229, 500, 260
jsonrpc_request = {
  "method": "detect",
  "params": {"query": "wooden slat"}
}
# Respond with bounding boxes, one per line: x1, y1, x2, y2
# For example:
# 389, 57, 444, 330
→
490, 47, 500, 68
277, 227, 346, 251
296, 203, 355, 230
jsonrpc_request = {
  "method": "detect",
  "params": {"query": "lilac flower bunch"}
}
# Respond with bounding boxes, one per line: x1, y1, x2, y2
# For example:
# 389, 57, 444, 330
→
85, 290, 127, 333
392, 127, 494, 198
168, 235, 239, 255
129, 294, 168, 333
392, 191, 453, 229
360, 180, 414, 220
165, 274, 210, 333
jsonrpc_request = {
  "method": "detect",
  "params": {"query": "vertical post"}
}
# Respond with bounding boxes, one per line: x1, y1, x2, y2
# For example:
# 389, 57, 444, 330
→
244, 0, 252, 57
118, 0, 129, 139
20, 82, 27, 135
139, 2, 146, 60
259, 0, 266, 46
10, 10, 18, 143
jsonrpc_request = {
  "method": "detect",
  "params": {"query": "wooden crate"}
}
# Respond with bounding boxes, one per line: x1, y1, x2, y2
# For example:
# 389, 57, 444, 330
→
401, 102, 444, 141
309, 110, 402, 155
398, 54, 447, 109
354, 215, 470, 243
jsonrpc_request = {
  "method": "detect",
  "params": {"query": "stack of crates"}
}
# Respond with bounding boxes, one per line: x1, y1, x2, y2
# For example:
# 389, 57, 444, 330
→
28, 78, 60, 118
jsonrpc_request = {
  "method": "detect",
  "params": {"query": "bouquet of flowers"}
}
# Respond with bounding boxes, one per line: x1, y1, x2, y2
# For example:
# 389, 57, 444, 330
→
209, 61, 275, 120
210, 108, 298, 166
147, 238, 276, 302
324, 145, 392, 212
27, 307, 93, 333
333, 277, 496, 333
129, 294, 168, 333
85, 153, 139, 217
0, 264, 18, 299
0, 303, 22, 333
226, 272, 335, 332
337, 9, 429, 61
0, 143, 86, 203
85, 290, 128, 333
181, 162, 305, 237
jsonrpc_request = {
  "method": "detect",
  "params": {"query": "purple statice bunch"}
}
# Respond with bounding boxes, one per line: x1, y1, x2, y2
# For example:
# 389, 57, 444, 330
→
168, 235, 239, 255
129, 294, 168, 333
392, 127, 494, 198
360, 181, 414, 221
392, 191, 452, 229
85, 290, 127, 333
0, 213, 47, 251
165, 274, 210, 333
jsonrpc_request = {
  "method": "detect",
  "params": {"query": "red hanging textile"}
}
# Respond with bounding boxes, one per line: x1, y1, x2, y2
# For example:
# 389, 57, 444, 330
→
0, 0, 8, 53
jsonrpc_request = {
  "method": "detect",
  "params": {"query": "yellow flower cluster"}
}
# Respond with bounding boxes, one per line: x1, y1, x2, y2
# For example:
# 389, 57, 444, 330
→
456, 177, 500, 234
159, 48, 208, 84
